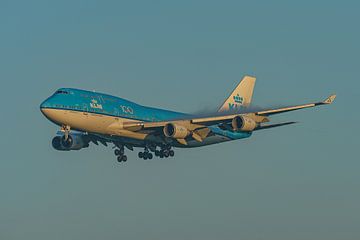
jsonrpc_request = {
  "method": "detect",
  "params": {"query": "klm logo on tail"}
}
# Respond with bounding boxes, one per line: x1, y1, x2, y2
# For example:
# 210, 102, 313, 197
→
228, 94, 244, 110
233, 94, 244, 104
218, 76, 256, 112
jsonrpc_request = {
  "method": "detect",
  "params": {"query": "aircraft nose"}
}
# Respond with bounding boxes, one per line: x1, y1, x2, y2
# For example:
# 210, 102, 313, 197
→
40, 99, 51, 114
40, 100, 48, 109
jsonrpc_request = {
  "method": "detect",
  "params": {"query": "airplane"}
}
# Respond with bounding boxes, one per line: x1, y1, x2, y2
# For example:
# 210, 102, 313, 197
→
40, 76, 336, 163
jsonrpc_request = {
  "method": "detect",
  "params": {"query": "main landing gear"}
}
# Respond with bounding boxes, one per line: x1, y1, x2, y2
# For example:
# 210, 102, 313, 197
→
138, 146, 175, 160
155, 148, 175, 158
114, 146, 127, 163
138, 150, 153, 160
114, 145, 175, 163
138, 147, 153, 160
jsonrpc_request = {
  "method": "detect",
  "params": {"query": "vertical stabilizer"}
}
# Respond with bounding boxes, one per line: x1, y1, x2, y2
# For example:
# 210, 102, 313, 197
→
218, 75, 256, 112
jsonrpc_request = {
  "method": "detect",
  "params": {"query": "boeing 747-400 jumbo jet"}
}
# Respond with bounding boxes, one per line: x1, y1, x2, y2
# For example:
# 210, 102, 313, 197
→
40, 76, 336, 163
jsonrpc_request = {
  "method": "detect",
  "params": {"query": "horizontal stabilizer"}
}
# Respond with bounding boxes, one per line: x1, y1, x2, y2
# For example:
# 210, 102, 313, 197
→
255, 121, 297, 131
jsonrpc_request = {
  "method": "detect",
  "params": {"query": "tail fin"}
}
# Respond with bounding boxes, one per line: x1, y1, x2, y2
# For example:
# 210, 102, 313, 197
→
218, 75, 256, 112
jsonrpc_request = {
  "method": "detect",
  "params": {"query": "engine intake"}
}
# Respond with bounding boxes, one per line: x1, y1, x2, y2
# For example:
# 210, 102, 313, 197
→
163, 123, 190, 139
52, 133, 89, 151
231, 115, 257, 132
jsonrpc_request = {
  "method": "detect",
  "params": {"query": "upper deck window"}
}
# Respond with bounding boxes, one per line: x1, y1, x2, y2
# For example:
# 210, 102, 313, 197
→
55, 90, 69, 94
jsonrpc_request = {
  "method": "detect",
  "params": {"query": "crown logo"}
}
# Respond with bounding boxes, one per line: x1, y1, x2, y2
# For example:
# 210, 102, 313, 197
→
233, 94, 243, 104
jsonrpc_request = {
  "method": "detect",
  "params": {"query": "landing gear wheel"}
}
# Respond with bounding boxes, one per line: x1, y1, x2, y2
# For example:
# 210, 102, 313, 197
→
148, 153, 153, 160
159, 151, 164, 158
138, 152, 143, 159
169, 150, 174, 157
164, 151, 170, 158
143, 153, 148, 160
115, 149, 124, 156
117, 155, 127, 163
155, 150, 160, 156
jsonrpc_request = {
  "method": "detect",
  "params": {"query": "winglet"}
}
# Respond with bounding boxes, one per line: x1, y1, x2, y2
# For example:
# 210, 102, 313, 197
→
322, 94, 336, 104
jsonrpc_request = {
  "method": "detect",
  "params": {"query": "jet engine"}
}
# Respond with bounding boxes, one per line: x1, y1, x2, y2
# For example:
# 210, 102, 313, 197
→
231, 115, 257, 132
163, 123, 190, 139
52, 132, 90, 151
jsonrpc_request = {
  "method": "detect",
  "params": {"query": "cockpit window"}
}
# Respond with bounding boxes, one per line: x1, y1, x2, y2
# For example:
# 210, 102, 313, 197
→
55, 90, 69, 94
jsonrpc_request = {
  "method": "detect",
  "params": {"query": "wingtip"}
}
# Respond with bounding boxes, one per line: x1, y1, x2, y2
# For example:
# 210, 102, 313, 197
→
323, 94, 336, 104
243, 75, 257, 81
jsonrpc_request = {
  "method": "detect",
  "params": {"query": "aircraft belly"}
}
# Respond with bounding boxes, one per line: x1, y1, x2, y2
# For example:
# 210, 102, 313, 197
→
41, 108, 251, 149
42, 108, 152, 141
43, 108, 114, 132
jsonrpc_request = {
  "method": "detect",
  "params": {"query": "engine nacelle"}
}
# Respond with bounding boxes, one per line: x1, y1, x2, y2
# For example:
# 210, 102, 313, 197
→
52, 133, 89, 151
163, 123, 191, 139
231, 115, 257, 132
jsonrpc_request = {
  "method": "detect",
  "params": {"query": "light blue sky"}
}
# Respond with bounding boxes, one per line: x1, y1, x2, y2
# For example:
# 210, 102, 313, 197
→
0, 1, 359, 239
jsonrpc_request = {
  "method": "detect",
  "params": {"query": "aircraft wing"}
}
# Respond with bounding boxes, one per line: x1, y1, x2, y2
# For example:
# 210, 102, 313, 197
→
193, 94, 336, 124
123, 94, 336, 131
256, 94, 337, 116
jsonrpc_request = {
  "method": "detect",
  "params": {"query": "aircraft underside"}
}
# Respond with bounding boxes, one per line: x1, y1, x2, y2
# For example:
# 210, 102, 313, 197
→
44, 107, 253, 162
52, 127, 243, 162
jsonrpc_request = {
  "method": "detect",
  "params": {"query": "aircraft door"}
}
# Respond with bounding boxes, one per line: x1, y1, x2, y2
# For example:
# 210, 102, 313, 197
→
114, 107, 120, 117
83, 103, 89, 116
